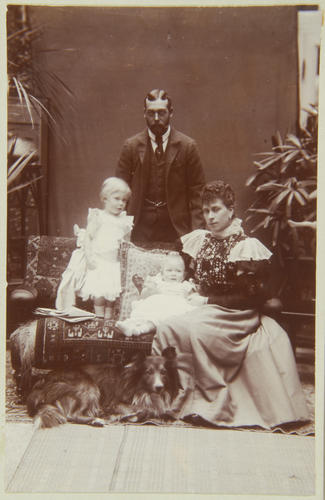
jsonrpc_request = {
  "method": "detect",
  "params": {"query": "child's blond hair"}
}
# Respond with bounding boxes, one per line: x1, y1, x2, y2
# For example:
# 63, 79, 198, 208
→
100, 177, 131, 202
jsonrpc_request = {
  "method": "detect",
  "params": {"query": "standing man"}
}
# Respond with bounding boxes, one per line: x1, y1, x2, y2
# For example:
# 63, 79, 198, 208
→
116, 89, 206, 243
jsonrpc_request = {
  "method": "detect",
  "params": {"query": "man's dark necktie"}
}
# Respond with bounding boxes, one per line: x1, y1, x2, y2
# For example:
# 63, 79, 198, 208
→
155, 135, 164, 160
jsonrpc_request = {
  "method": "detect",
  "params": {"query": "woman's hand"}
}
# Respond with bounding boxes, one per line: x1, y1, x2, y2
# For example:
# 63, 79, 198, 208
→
187, 293, 208, 306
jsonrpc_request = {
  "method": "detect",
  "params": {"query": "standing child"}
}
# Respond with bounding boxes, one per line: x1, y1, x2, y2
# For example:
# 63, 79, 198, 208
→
56, 177, 133, 318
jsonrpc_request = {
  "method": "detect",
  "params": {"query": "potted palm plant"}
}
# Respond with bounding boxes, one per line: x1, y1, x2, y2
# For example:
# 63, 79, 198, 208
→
7, 5, 73, 128
245, 106, 317, 313
7, 5, 74, 281
7, 5, 75, 335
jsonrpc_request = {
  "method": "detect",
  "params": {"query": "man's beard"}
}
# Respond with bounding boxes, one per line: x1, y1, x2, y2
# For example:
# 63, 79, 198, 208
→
149, 123, 168, 137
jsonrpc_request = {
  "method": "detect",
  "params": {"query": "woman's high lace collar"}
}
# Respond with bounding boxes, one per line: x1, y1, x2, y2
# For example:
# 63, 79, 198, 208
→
210, 217, 244, 240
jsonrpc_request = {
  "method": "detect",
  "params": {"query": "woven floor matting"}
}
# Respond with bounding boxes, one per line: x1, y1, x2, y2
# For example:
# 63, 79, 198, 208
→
6, 425, 315, 494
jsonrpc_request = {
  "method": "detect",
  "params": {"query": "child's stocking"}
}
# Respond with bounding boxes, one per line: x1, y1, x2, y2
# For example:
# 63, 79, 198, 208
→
104, 304, 114, 319
94, 297, 105, 317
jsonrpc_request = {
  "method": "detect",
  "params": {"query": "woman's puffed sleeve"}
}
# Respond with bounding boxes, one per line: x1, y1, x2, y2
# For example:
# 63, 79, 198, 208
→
181, 229, 209, 258
206, 237, 272, 310
228, 237, 272, 263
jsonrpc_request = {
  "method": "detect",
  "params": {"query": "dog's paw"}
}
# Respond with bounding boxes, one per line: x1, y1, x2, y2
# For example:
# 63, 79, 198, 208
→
90, 417, 105, 427
133, 409, 154, 422
125, 415, 139, 423
120, 413, 139, 423
105, 414, 121, 424
161, 410, 177, 421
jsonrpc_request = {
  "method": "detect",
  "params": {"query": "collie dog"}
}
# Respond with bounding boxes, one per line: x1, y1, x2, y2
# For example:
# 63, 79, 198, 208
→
26, 347, 180, 428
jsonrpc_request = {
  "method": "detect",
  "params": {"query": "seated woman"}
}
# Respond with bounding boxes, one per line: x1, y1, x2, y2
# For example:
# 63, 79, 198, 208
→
152, 180, 309, 430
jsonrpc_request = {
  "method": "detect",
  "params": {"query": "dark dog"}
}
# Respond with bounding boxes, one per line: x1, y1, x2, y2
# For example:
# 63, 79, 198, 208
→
26, 368, 104, 428
26, 347, 180, 428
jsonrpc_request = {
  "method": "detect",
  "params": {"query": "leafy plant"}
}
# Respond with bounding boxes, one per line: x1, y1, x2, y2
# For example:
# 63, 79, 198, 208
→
245, 105, 317, 264
7, 6, 75, 282
7, 5, 75, 196
7, 136, 39, 195
7, 5, 74, 131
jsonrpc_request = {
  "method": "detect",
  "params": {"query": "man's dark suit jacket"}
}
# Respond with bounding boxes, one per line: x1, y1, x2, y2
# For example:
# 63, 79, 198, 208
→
116, 127, 206, 237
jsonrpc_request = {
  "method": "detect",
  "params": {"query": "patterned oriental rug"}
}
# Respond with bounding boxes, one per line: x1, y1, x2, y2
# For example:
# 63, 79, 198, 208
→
33, 317, 154, 368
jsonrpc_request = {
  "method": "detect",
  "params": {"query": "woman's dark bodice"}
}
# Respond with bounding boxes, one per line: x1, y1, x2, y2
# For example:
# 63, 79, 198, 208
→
193, 232, 247, 295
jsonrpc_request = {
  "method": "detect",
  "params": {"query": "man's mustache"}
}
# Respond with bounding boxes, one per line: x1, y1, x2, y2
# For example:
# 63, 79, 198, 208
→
150, 123, 167, 136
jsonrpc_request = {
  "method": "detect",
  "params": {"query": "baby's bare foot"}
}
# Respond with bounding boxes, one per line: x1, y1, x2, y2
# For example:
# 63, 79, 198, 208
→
134, 321, 156, 335
116, 320, 134, 337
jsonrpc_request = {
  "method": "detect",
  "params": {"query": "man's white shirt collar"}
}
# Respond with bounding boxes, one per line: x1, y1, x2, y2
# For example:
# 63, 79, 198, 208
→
148, 126, 171, 152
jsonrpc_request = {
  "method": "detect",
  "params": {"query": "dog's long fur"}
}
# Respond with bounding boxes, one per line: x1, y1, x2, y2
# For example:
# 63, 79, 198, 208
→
26, 368, 103, 428
26, 347, 180, 428
10, 319, 38, 396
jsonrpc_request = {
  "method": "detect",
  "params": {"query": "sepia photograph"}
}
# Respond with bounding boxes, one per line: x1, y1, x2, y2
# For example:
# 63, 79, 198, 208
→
3, 1, 323, 497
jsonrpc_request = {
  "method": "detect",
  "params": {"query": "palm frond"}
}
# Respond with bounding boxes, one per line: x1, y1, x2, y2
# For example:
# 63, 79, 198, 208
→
285, 191, 294, 219
8, 150, 36, 185
256, 182, 285, 192
293, 191, 307, 206
8, 175, 42, 194
29, 94, 56, 123
286, 134, 302, 148
16, 80, 34, 127
12, 77, 23, 103
269, 189, 291, 212
245, 106, 317, 263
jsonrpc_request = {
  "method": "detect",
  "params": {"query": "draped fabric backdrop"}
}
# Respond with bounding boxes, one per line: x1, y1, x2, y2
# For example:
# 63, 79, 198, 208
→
29, 6, 298, 236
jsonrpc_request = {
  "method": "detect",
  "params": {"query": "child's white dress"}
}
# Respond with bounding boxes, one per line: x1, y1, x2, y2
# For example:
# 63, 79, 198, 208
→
130, 273, 196, 326
56, 209, 133, 309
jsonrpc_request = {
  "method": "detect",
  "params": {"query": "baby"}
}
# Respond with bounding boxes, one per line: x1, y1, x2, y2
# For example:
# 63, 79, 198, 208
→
116, 252, 199, 336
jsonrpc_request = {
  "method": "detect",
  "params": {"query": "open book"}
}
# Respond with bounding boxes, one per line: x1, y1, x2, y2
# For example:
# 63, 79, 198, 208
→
34, 306, 96, 323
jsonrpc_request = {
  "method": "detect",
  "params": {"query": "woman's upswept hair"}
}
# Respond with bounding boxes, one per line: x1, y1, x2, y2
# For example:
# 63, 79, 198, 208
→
201, 180, 235, 209
100, 177, 131, 202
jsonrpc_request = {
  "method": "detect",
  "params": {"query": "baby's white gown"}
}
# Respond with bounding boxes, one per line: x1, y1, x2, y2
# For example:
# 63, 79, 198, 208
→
130, 274, 196, 326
